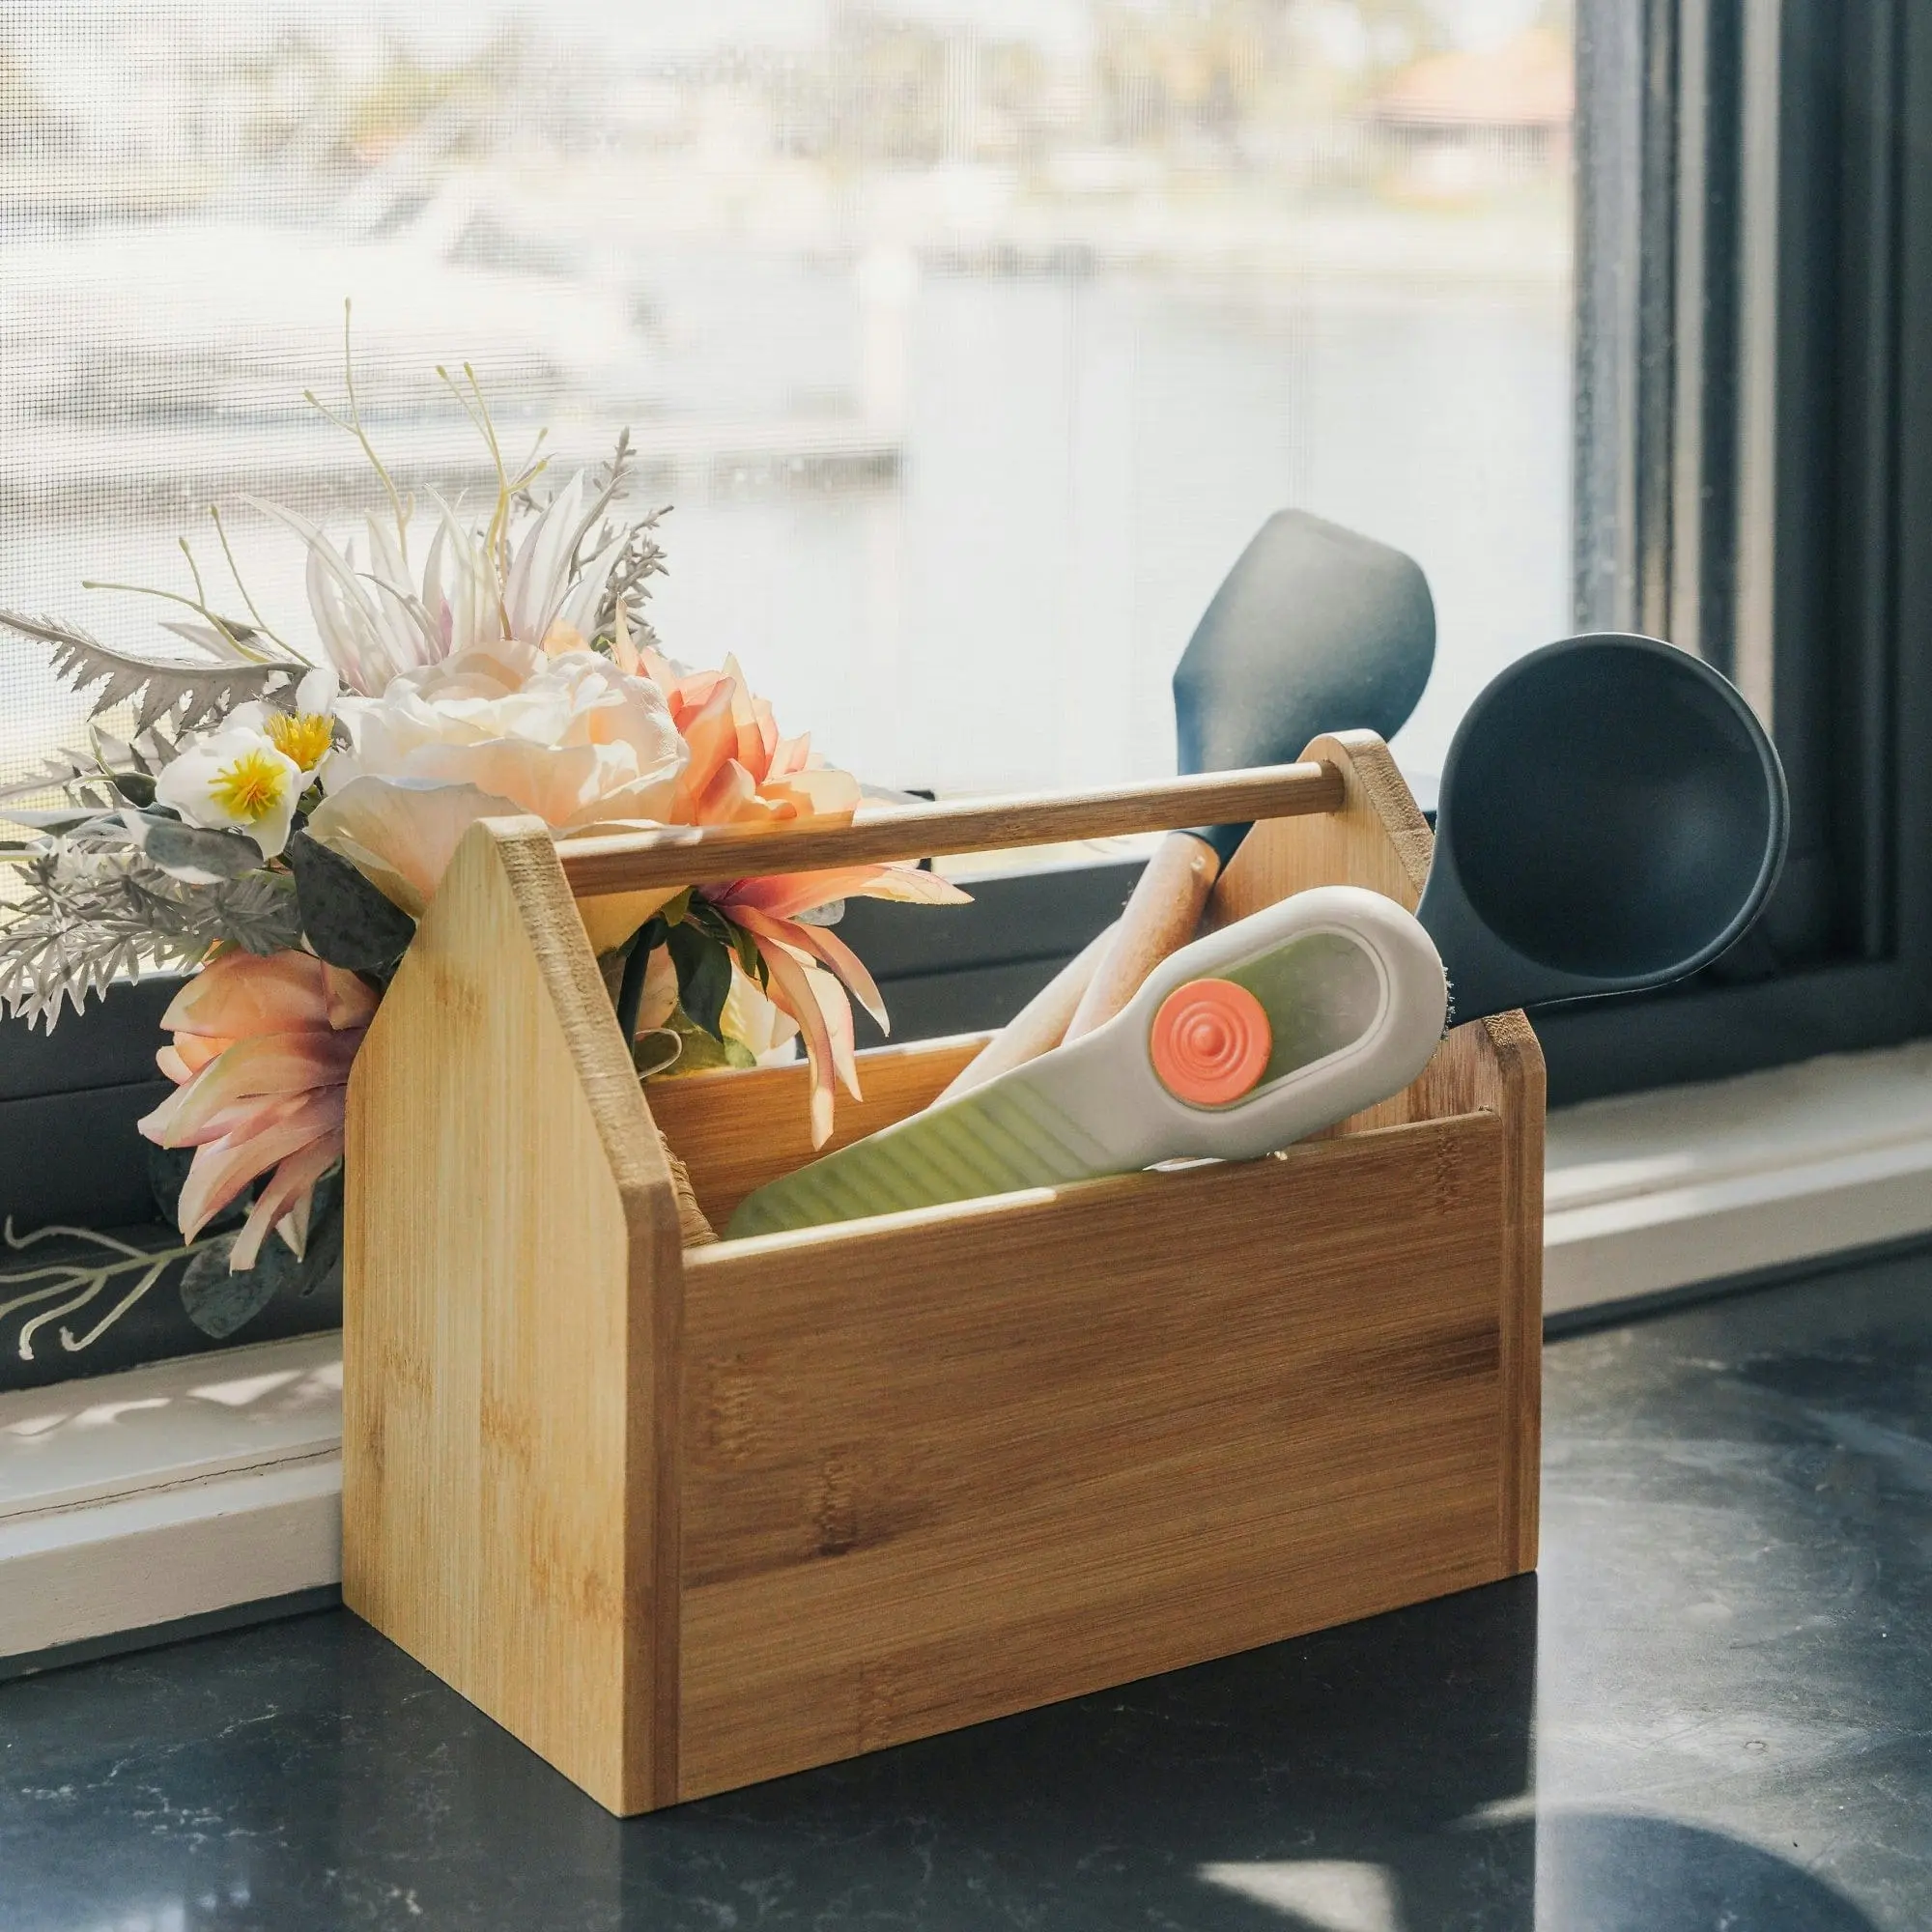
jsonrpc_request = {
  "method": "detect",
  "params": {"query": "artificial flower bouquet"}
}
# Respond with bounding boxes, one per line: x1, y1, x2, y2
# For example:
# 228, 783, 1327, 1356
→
0, 333, 965, 1305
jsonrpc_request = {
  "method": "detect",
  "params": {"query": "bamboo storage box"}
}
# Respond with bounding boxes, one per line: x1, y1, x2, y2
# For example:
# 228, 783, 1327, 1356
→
342, 731, 1543, 1816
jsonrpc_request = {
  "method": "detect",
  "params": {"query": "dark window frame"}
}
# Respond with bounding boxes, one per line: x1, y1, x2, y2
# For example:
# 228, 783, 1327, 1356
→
1555, 0, 1932, 1101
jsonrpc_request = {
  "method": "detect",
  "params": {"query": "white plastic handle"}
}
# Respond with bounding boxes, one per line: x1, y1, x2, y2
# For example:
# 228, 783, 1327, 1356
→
1013, 885, 1449, 1172
726, 886, 1452, 1238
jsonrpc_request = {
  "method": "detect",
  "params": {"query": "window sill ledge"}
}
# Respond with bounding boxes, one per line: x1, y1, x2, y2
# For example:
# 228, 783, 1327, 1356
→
0, 1333, 341, 1666
1546, 1037, 1932, 1317
10, 1037, 1932, 1667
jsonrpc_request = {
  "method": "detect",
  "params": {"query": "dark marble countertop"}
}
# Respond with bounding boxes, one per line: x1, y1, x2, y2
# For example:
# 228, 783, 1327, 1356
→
5, 1253, 1931, 1931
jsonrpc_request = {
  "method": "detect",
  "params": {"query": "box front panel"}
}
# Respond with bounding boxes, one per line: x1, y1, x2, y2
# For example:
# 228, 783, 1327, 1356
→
674, 1112, 1512, 1801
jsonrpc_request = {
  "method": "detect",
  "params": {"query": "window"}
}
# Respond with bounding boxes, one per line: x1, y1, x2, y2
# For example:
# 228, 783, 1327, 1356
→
1, 1, 1576, 808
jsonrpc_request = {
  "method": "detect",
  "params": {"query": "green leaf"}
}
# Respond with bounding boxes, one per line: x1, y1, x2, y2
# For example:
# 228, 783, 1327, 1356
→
682, 895, 733, 945
666, 921, 733, 1038
121, 810, 265, 885
178, 1166, 343, 1340
735, 923, 768, 984
687, 897, 764, 982
288, 831, 415, 973
148, 1145, 249, 1233
180, 1236, 283, 1338
296, 1169, 346, 1306
648, 1009, 758, 1077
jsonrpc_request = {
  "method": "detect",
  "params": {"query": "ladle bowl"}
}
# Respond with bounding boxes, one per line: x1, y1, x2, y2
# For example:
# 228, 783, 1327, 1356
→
1417, 633, 1788, 1023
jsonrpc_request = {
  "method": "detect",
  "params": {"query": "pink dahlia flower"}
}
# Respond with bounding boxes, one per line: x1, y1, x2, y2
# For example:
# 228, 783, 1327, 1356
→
138, 951, 377, 1271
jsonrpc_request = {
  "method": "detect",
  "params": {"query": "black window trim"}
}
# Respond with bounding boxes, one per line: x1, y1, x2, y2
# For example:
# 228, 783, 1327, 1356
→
1555, 0, 1932, 1101
868, 0, 1932, 1108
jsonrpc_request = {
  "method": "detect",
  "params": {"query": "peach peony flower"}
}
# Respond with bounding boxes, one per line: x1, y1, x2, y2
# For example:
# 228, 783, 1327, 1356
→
305, 639, 688, 914
595, 647, 972, 1140
286, 510, 968, 1148
138, 950, 376, 1271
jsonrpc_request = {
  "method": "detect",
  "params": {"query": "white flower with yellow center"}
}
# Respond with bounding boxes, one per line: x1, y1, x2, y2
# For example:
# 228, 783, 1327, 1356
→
155, 724, 304, 858
230, 667, 340, 780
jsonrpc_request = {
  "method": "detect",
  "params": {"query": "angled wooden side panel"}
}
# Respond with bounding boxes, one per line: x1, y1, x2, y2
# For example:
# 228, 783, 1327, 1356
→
1210, 729, 1435, 921
1213, 731, 1545, 1575
342, 816, 683, 1815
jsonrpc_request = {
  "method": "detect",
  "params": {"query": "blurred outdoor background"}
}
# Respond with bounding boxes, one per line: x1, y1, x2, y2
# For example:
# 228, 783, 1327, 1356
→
0, 0, 1574, 802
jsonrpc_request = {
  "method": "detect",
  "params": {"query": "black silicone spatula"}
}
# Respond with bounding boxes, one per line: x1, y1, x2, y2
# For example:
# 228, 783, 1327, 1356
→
1420, 632, 1788, 1024
940, 511, 1435, 1100
1173, 510, 1436, 856
1061, 509, 1435, 1038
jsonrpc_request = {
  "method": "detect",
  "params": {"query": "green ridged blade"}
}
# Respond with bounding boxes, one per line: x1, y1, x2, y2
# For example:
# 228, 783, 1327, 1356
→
726, 1074, 1118, 1238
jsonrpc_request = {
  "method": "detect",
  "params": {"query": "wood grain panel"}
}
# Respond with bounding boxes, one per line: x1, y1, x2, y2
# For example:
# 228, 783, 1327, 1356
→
1487, 1007, 1544, 1572
647, 1035, 986, 1230
674, 1114, 1507, 1799
343, 815, 683, 1813
1213, 731, 1544, 1569
559, 763, 1343, 895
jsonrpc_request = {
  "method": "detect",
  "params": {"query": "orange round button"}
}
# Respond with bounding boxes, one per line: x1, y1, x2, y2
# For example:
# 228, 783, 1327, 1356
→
1150, 977, 1272, 1106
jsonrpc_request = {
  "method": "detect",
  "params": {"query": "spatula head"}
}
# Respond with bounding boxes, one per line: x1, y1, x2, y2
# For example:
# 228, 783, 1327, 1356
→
1174, 510, 1435, 786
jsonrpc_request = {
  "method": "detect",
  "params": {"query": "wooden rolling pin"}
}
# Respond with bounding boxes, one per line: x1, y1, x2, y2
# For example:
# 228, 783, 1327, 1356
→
936, 921, 1117, 1101
1062, 834, 1219, 1042
940, 838, 1216, 1097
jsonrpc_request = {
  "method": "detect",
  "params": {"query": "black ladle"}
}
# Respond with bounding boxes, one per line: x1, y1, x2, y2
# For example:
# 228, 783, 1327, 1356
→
1419, 633, 1788, 1025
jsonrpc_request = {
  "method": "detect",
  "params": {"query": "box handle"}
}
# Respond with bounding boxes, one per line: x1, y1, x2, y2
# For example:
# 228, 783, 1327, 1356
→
559, 760, 1345, 895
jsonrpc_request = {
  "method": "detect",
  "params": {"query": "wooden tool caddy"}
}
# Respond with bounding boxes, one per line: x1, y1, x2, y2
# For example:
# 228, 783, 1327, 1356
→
342, 731, 1543, 1816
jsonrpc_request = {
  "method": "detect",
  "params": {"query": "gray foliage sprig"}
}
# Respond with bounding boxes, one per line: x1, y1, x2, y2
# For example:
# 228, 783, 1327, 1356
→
0, 1218, 214, 1362
0, 724, 188, 811
0, 821, 300, 1030
600, 505, 668, 657
529, 429, 668, 656
0, 610, 300, 735
0, 748, 111, 808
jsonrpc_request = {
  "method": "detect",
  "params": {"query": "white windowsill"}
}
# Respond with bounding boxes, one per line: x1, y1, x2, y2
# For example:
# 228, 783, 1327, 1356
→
9, 1037, 1932, 1664
0, 1333, 342, 1662
1546, 1037, 1932, 1317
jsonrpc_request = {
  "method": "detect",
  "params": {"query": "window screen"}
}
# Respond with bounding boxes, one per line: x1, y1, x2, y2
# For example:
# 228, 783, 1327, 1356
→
1, 1, 1574, 805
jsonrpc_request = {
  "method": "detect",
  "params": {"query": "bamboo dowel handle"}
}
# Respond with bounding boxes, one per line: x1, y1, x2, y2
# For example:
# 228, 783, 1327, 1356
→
935, 921, 1119, 1102
559, 762, 1343, 896
1063, 833, 1221, 1043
